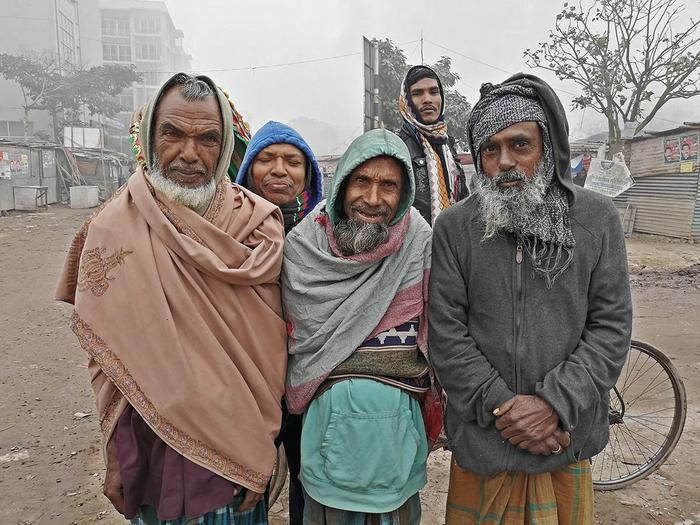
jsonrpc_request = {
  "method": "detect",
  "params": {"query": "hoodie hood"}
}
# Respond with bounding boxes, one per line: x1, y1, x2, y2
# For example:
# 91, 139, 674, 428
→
326, 128, 415, 227
235, 121, 323, 212
467, 73, 576, 204
139, 73, 235, 185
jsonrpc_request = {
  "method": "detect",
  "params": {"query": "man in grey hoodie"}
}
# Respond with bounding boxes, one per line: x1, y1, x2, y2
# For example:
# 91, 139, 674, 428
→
429, 74, 632, 524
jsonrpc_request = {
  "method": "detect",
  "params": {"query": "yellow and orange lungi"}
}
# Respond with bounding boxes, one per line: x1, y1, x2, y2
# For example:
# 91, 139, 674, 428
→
445, 458, 593, 525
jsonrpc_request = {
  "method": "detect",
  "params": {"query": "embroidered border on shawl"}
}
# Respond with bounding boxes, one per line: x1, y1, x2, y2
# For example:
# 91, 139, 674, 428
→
203, 179, 228, 223
99, 389, 122, 438
70, 311, 269, 491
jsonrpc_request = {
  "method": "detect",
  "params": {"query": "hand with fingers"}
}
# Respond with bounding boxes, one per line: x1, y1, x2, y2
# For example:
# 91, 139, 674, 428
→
493, 395, 570, 456
237, 488, 265, 513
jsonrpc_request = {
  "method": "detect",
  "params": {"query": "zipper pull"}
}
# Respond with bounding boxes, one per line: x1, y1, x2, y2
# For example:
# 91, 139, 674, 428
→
516, 242, 523, 264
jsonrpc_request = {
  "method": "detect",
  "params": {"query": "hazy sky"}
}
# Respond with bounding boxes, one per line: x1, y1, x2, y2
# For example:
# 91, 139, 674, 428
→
164, 0, 700, 155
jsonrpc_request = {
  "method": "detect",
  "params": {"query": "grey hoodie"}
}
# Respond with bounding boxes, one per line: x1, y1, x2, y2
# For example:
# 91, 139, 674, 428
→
428, 74, 632, 474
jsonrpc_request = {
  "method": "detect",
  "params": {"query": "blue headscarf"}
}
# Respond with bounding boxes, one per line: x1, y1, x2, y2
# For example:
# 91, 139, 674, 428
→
236, 121, 323, 233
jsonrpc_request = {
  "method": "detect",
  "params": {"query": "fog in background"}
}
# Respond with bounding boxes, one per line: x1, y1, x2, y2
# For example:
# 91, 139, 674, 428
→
164, 0, 700, 155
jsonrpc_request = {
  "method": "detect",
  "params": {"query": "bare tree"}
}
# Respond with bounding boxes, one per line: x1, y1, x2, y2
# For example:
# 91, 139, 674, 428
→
524, 0, 700, 155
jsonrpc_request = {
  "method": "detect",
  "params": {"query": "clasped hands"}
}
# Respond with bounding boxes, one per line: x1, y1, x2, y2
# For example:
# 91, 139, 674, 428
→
493, 394, 571, 456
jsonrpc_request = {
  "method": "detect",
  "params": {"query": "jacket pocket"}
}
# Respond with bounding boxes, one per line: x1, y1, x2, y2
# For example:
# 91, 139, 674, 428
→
320, 408, 421, 491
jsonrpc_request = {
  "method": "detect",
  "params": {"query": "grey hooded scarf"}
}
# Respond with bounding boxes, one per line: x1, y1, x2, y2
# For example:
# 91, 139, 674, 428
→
467, 76, 576, 287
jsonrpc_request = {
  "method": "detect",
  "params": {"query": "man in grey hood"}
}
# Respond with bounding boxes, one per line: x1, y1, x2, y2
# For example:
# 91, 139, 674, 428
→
429, 74, 632, 524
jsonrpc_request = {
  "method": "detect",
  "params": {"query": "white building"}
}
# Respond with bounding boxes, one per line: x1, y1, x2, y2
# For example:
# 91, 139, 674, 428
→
99, 0, 192, 151
0, 0, 102, 140
100, 0, 192, 111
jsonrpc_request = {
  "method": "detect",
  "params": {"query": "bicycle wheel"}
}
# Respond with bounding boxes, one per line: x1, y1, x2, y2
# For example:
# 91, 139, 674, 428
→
268, 444, 288, 506
592, 340, 687, 490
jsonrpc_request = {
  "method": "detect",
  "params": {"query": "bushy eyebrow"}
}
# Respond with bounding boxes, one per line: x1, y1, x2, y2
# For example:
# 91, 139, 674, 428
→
199, 130, 222, 141
159, 122, 182, 134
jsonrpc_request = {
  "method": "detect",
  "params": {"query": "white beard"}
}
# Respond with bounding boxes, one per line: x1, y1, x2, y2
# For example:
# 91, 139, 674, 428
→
474, 160, 549, 241
148, 162, 216, 215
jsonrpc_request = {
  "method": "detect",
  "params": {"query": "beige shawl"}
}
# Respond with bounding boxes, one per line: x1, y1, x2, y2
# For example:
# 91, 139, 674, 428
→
55, 167, 287, 492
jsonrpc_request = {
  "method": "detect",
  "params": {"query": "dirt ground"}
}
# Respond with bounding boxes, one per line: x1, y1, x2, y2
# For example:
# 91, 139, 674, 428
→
1, 205, 699, 525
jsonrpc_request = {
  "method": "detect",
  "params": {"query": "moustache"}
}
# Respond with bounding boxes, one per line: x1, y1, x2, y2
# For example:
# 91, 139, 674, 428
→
351, 203, 391, 218
420, 105, 437, 112
494, 170, 528, 185
168, 163, 207, 176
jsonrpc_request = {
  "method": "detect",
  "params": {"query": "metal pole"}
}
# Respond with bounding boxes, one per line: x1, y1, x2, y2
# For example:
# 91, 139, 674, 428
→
421, 29, 424, 65
100, 115, 108, 198
372, 40, 380, 129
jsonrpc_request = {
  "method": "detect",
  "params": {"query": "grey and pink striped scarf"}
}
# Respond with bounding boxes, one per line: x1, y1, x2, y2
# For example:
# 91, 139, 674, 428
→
282, 203, 432, 414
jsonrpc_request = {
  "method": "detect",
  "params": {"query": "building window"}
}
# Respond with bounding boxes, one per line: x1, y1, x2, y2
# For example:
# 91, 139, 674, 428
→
102, 17, 130, 37
135, 42, 161, 61
58, 11, 76, 71
140, 71, 164, 86
103, 43, 132, 62
137, 16, 160, 34
114, 89, 134, 111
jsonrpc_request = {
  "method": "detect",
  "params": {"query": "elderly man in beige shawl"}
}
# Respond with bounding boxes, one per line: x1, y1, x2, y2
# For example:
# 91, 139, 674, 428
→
56, 73, 287, 525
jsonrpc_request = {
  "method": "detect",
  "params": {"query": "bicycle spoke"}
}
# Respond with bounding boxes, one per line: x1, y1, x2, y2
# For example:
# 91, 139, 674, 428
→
616, 422, 645, 470
621, 353, 655, 391
625, 369, 671, 405
624, 416, 673, 440
620, 349, 644, 392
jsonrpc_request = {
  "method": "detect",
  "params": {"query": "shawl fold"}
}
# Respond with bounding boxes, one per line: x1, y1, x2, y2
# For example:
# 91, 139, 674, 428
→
282, 203, 432, 414
55, 168, 287, 493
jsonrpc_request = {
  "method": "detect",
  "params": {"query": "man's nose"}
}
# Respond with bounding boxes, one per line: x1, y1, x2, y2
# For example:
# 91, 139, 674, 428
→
270, 157, 286, 176
179, 138, 199, 163
497, 148, 516, 172
364, 183, 381, 205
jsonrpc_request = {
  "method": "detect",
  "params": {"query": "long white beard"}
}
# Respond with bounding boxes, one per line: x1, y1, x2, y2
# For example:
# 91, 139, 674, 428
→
474, 160, 549, 241
148, 162, 216, 215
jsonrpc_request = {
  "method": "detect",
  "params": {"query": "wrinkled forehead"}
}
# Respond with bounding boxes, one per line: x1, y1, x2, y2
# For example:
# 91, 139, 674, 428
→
351, 155, 406, 180
153, 87, 223, 131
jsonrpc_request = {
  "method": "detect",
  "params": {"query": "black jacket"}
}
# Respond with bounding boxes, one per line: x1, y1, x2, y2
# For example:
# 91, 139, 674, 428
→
397, 123, 467, 225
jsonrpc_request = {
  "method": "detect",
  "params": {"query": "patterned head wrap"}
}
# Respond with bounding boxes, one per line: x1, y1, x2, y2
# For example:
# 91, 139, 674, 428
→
468, 82, 575, 288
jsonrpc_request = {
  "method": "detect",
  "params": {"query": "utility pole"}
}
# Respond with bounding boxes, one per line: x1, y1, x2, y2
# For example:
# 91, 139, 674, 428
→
372, 39, 380, 129
420, 29, 424, 65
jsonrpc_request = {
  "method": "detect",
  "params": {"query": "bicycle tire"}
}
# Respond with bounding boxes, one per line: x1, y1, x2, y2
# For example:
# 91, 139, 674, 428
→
592, 340, 687, 490
268, 444, 288, 507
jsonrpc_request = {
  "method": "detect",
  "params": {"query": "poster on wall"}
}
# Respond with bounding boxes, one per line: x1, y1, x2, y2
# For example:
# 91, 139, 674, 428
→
680, 134, 698, 161
0, 151, 8, 180
663, 138, 680, 163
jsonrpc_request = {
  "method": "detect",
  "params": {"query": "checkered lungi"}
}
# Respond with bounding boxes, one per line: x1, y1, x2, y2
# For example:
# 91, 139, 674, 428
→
445, 458, 593, 524
129, 492, 267, 525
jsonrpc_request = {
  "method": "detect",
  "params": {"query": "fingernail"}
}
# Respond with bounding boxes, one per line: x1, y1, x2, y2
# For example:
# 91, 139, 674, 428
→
493, 408, 500, 416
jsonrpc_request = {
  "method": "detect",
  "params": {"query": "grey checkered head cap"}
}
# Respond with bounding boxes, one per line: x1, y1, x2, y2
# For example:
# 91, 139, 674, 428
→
468, 84, 548, 172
